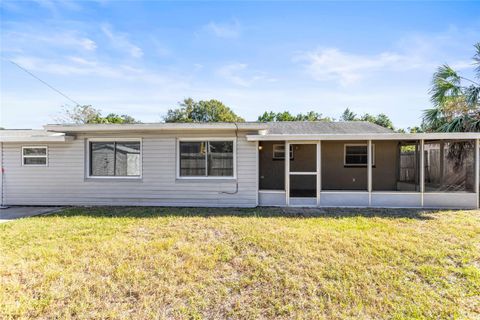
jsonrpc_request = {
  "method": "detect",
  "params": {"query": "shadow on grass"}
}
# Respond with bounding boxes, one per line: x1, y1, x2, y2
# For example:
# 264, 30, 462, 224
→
41, 206, 450, 220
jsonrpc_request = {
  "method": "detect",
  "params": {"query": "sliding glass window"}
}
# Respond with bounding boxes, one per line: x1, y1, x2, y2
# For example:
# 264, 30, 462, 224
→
179, 140, 234, 178
90, 141, 141, 177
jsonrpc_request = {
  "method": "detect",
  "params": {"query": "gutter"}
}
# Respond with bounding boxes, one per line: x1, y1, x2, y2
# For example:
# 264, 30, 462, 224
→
246, 132, 480, 141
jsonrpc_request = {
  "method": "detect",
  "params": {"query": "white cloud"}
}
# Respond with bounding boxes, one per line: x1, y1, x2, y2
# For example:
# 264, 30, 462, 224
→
217, 63, 276, 87
101, 24, 143, 58
1, 29, 97, 53
296, 48, 413, 85
9, 56, 174, 85
205, 20, 241, 39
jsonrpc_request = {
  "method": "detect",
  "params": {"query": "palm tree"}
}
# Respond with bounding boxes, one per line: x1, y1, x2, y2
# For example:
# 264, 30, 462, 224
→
423, 42, 480, 132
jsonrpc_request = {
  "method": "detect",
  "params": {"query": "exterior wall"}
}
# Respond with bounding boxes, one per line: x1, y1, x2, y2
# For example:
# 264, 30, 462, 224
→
2, 131, 258, 207
321, 140, 398, 190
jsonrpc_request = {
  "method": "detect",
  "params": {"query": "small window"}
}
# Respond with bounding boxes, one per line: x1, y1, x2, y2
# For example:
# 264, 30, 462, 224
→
344, 144, 375, 166
179, 140, 234, 178
89, 141, 141, 177
272, 144, 293, 160
22, 146, 47, 166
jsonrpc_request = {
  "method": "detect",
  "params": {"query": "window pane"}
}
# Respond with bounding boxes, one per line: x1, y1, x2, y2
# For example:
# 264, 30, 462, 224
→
208, 141, 233, 176
347, 146, 367, 155
180, 142, 206, 176
24, 157, 47, 165
115, 142, 141, 176
23, 147, 46, 156
345, 146, 368, 165
90, 142, 114, 176
425, 140, 475, 192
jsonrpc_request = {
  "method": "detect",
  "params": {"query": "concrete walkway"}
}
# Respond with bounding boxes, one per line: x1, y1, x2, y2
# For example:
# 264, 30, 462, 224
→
0, 206, 62, 223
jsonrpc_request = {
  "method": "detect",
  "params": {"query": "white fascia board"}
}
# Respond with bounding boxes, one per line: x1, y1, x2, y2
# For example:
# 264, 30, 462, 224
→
0, 134, 74, 142
246, 132, 480, 141
44, 123, 268, 132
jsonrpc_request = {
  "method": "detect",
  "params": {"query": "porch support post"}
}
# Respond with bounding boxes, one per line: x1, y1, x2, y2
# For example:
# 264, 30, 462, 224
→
317, 141, 321, 207
255, 141, 259, 207
475, 139, 479, 209
368, 140, 372, 206
420, 139, 425, 207
285, 141, 290, 206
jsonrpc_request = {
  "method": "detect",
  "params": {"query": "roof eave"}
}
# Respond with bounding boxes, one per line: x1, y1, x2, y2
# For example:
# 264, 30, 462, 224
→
44, 123, 268, 133
246, 132, 480, 141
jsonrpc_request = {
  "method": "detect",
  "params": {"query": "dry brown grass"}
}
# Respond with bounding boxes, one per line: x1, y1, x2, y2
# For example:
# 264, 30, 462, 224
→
0, 207, 479, 319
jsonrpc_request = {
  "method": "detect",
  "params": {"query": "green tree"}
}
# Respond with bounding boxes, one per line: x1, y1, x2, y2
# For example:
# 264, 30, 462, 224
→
58, 105, 140, 124
339, 108, 395, 130
164, 98, 244, 122
104, 113, 140, 124
423, 42, 480, 132
257, 110, 331, 122
340, 108, 357, 121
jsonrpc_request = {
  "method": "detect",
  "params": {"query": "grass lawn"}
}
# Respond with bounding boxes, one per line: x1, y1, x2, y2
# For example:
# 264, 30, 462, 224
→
1, 207, 479, 319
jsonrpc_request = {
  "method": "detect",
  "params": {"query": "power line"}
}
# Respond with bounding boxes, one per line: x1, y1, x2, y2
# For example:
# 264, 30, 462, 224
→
9, 60, 81, 106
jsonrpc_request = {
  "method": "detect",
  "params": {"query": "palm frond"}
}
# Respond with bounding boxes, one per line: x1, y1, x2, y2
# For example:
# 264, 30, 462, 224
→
473, 42, 480, 80
464, 85, 480, 108
429, 64, 463, 107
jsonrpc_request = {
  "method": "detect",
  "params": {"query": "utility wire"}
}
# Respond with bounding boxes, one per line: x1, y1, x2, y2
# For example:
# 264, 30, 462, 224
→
9, 60, 81, 106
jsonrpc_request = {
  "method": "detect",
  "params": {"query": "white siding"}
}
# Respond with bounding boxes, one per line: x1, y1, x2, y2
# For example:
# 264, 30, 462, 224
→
2, 131, 258, 207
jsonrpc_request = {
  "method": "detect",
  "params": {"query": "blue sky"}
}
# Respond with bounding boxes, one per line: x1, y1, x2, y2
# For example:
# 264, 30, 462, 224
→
1, 1, 479, 129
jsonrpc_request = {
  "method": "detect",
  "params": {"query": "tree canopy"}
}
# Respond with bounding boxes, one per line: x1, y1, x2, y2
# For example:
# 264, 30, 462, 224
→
339, 108, 395, 130
257, 110, 332, 122
422, 42, 480, 132
164, 98, 244, 123
57, 105, 140, 124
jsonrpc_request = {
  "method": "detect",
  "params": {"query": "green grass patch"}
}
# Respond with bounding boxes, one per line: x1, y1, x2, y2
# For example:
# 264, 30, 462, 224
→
1, 207, 479, 319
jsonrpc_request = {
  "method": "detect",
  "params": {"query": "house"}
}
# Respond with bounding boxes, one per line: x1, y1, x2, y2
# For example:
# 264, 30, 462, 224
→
1, 121, 479, 208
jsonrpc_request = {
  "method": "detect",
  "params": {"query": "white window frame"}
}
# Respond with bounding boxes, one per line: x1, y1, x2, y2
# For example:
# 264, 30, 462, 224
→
344, 143, 375, 166
86, 138, 142, 179
272, 144, 294, 160
176, 137, 236, 180
22, 146, 48, 166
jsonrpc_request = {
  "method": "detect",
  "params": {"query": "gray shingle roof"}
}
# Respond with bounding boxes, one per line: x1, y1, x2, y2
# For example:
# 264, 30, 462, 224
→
265, 121, 394, 135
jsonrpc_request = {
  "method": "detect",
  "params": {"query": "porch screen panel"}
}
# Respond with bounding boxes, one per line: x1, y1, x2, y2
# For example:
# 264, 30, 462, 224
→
289, 144, 316, 172
90, 142, 115, 176
424, 140, 475, 192
289, 174, 316, 197
180, 142, 206, 176
372, 140, 420, 191
208, 141, 233, 176
259, 141, 285, 190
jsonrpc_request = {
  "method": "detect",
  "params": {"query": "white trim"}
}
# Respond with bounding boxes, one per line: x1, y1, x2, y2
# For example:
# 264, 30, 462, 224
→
246, 132, 480, 141
476, 139, 479, 209
256, 141, 259, 206
176, 137, 237, 180
285, 141, 290, 206
317, 141, 321, 207
86, 138, 143, 179
420, 139, 425, 207
368, 140, 372, 206
289, 171, 318, 175
259, 189, 286, 193
21, 146, 48, 167
344, 143, 375, 166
